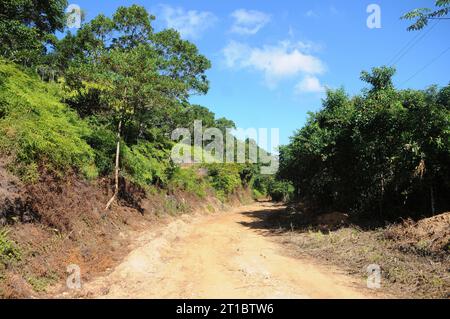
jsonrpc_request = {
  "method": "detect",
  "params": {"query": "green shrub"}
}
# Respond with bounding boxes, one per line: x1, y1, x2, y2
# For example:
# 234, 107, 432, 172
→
252, 188, 265, 200
84, 120, 116, 176
268, 180, 295, 202
0, 61, 98, 181
26, 273, 59, 293
122, 140, 172, 188
251, 175, 271, 197
169, 167, 208, 198
0, 229, 21, 267
206, 163, 242, 200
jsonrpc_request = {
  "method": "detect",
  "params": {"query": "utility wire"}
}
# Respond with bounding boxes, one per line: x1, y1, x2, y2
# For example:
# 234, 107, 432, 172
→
389, 20, 440, 67
387, 29, 423, 66
400, 45, 450, 87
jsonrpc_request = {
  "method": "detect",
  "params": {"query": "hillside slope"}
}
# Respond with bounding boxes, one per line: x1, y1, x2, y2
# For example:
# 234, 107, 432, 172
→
0, 61, 254, 298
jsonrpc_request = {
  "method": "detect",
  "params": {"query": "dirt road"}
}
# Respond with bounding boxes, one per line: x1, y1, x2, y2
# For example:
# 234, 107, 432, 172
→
76, 202, 375, 299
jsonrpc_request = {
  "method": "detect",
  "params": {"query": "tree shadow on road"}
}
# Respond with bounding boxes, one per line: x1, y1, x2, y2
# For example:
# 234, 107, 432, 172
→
239, 200, 393, 236
237, 203, 324, 237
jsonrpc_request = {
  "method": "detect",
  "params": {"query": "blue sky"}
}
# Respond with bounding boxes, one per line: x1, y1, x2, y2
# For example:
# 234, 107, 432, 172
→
70, 0, 450, 146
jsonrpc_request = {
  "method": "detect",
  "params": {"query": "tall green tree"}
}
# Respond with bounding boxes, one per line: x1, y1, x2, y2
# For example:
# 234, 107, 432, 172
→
60, 5, 212, 209
279, 66, 450, 218
0, 0, 68, 66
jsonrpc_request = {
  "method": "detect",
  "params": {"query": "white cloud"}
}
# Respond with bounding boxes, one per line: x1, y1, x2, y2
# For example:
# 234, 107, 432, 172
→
330, 5, 339, 16
305, 10, 318, 18
295, 76, 325, 94
223, 40, 325, 88
159, 5, 217, 39
223, 41, 251, 68
288, 26, 295, 38
230, 9, 271, 35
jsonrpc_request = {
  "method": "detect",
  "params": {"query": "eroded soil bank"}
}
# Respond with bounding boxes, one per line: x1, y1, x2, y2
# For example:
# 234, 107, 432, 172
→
0, 163, 251, 298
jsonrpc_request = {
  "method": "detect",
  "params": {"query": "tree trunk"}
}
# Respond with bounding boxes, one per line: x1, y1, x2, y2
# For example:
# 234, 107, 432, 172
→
105, 120, 122, 211
430, 185, 435, 216
379, 174, 385, 217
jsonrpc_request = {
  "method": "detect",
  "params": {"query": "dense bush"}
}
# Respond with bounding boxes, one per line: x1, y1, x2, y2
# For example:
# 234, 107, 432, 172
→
206, 163, 242, 200
267, 179, 295, 202
279, 67, 450, 218
122, 141, 172, 188
0, 61, 97, 181
251, 175, 270, 198
84, 120, 117, 176
168, 167, 208, 198
0, 230, 21, 267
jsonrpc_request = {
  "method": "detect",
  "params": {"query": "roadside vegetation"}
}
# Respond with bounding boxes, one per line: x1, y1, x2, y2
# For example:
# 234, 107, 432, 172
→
272, 66, 449, 298
0, 1, 274, 297
0, 1, 273, 201
0, 0, 448, 298
278, 67, 450, 220
269, 1, 450, 298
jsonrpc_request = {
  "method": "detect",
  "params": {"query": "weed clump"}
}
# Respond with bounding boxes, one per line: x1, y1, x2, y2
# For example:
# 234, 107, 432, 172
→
0, 229, 21, 267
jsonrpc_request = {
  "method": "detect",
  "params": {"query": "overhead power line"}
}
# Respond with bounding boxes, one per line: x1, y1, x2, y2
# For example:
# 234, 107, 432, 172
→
400, 45, 450, 87
388, 20, 440, 67
387, 30, 423, 66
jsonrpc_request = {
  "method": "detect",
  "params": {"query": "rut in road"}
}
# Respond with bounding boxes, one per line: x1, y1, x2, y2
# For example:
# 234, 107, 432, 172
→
75, 202, 375, 298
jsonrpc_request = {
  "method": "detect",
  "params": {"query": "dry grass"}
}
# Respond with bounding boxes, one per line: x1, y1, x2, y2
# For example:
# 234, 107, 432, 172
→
244, 204, 449, 299
281, 227, 449, 298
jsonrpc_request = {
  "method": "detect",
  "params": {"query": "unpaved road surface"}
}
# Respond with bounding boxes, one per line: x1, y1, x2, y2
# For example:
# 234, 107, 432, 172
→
75, 202, 375, 299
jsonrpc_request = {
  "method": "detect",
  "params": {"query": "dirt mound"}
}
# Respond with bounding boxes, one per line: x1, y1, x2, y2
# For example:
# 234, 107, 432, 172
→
384, 212, 450, 258
24, 171, 113, 234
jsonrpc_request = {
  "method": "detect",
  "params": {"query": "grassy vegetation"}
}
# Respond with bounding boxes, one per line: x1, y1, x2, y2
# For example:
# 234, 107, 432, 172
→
168, 167, 208, 198
206, 164, 242, 201
0, 229, 21, 269
0, 61, 97, 182
122, 141, 173, 188
0, 60, 258, 201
